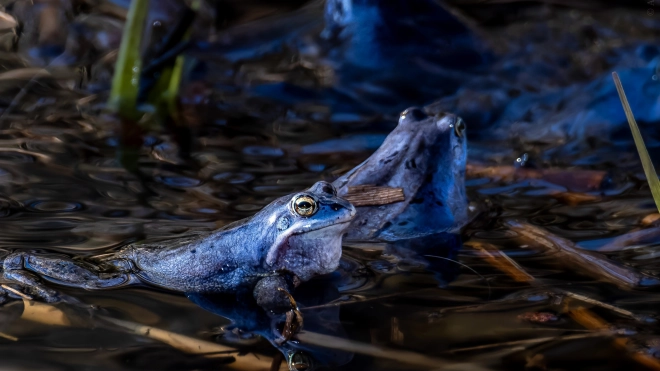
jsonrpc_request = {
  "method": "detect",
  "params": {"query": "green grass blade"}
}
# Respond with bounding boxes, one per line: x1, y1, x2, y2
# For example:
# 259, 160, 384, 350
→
163, 0, 202, 122
612, 71, 660, 213
108, 0, 149, 120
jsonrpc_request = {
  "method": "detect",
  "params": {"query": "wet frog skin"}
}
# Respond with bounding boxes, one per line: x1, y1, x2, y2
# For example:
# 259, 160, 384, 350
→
0, 181, 355, 305
333, 108, 468, 242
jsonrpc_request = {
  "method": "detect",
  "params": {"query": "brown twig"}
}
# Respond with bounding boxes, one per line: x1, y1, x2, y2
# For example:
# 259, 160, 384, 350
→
294, 331, 490, 371
465, 241, 535, 283
504, 220, 658, 288
343, 185, 405, 206
567, 307, 660, 371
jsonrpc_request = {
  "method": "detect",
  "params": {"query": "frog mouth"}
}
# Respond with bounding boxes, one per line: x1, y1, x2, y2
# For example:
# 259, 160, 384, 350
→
290, 220, 352, 235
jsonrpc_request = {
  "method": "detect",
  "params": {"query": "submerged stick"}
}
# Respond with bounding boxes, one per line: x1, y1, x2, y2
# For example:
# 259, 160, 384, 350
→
100, 316, 272, 371
295, 331, 490, 371
18, 300, 273, 370
568, 307, 660, 371
465, 241, 535, 283
505, 220, 659, 288
597, 228, 660, 252
613, 72, 660, 213
19, 300, 479, 370
465, 164, 607, 192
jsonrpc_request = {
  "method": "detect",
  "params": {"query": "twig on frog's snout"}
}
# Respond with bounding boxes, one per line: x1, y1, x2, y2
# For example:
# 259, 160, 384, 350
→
342, 185, 405, 206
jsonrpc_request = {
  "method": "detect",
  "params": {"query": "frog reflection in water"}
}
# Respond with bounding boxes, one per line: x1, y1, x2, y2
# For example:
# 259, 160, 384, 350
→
0, 181, 355, 308
334, 107, 468, 242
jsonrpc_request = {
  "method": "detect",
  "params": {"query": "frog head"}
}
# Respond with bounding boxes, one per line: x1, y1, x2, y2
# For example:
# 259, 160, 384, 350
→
333, 107, 468, 241
259, 181, 356, 281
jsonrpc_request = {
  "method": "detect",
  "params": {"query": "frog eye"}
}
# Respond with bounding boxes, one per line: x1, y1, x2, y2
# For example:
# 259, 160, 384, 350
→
454, 118, 466, 137
292, 195, 317, 217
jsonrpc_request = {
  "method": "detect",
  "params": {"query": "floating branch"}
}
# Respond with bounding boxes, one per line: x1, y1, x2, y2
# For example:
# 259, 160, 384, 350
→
505, 220, 659, 288
465, 241, 535, 283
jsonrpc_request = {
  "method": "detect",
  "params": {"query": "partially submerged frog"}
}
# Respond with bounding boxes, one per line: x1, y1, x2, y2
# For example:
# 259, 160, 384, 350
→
333, 108, 468, 241
0, 181, 355, 309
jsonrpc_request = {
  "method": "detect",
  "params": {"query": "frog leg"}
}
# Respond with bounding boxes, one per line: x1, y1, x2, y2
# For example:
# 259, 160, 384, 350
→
3, 252, 133, 297
2, 253, 60, 302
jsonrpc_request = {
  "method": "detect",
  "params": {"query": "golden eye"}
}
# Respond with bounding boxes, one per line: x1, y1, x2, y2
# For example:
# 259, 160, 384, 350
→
292, 195, 317, 217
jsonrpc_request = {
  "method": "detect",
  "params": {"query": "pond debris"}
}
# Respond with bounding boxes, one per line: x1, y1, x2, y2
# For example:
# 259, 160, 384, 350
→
16, 299, 486, 370
342, 185, 405, 206
294, 331, 491, 371
0, 10, 17, 31
19, 300, 274, 370
557, 290, 649, 322
466, 238, 660, 369
642, 213, 660, 226
465, 241, 535, 282
443, 332, 608, 356
100, 316, 262, 370
466, 163, 608, 192
566, 306, 660, 371
550, 191, 602, 206
613, 71, 660, 214
0, 331, 17, 341
597, 227, 660, 252
505, 220, 660, 288
517, 312, 559, 324
1, 285, 32, 300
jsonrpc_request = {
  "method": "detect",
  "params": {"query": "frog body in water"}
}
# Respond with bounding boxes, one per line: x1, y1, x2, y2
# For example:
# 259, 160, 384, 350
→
0, 181, 355, 306
333, 108, 468, 242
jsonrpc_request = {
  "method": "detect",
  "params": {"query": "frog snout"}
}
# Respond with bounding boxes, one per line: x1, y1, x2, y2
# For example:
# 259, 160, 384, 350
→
330, 198, 356, 219
399, 107, 428, 124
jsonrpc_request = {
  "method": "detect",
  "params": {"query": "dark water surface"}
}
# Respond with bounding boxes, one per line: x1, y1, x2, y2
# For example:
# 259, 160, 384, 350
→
0, 1, 660, 370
